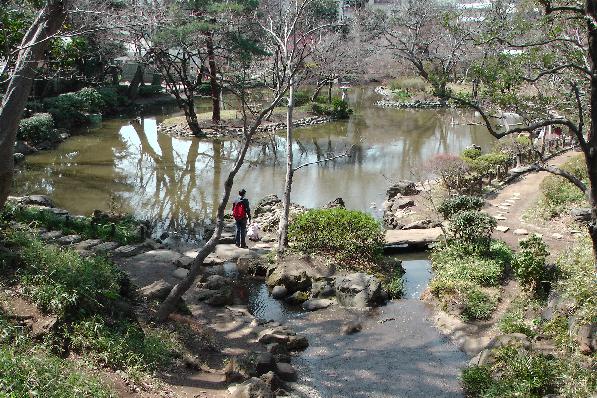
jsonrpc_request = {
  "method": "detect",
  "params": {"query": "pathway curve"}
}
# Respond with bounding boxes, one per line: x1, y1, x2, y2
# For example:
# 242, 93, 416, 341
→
485, 151, 579, 252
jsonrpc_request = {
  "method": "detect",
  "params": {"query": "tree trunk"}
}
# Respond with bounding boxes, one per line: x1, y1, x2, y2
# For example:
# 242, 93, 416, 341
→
183, 99, 204, 137
327, 80, 333, 104
128, 64, 144, 100
585, 0, 597, 268
0, 1, 68, 209
311, 81, 326, 102
278, 80, 295, 252
206, 31, 221, 124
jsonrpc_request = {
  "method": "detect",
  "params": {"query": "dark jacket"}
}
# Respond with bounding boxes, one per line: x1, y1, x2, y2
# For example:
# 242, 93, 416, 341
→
233, 197, 251, 220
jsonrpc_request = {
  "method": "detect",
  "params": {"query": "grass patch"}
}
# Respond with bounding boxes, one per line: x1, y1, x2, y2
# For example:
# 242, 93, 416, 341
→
538, 155, 588, 219
2, 229, 125, 318
0, 345, 114, 398
4, 203, 143, 245
0, 227, 180, 377
430, 240, 511, 320
498, 296, 540, 338
70, 316, 180, 371
462, 346, 596, 398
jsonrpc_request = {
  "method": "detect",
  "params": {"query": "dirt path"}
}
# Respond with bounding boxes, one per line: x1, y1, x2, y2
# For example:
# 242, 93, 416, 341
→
485, 151, 580, 253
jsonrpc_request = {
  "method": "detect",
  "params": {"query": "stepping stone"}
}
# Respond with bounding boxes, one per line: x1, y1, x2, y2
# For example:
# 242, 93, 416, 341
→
570, 230, 583, 235
57, 235, 82, 245
76, 239, 102, 250
500, 203, 512, 207
92, 241, 120, 253
533, 233, 543, 238
513, 229, 529, 236
552, 233, 564, 240
498, 206, 510, 211
496, 226, 510, 232
275, 362, 297, 382
504, 199, 516, 204
113, 244, 143, 258
495, 216, 507, 220
40, 231, 63, 241
512, 192, 521, 196
45, 208, 69, 216
172, 267, 189, 279
176, 256, 194, 268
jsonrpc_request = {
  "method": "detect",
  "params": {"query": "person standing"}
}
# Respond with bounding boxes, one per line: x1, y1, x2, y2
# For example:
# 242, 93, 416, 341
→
232, 189, 251, 248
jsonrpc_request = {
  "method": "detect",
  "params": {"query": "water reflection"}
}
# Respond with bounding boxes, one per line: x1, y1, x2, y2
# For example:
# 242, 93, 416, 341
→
14, 87, 494, 239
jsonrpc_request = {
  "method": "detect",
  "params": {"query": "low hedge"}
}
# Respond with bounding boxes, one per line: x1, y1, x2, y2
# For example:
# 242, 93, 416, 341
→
17, 113, 56, 144
288, 208, 384, 264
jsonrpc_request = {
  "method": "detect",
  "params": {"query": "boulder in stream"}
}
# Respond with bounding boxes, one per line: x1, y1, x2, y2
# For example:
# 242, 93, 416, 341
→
334, 273, 386, 308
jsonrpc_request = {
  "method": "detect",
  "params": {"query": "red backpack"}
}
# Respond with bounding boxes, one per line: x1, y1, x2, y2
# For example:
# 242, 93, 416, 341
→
233, 200, 247, 220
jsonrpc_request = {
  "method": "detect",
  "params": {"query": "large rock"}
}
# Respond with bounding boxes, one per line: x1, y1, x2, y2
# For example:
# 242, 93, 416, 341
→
203, 274, 230, 290
139, 280, 173, 300
571, 207, 591, 222
266, 264, 312, 293
254, 194, 282, 216
15, 140, 38, 155
311, 280, 335, 298
194, 287, 233, 307
302, 298, 333, 311
334, 273, 386, 308
20, 195, 54, 207
275, 362, 297, 382
324, 198, 346, 209
228, 377, 274, 398
387, 180, 419, 198
271, 285, 288, 299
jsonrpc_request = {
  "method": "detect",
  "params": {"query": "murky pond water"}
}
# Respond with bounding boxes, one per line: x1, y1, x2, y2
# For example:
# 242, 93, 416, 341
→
14, 87, 493, 238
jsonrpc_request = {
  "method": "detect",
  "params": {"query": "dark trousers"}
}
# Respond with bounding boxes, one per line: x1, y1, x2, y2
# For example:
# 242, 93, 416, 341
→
235, 218, 247, 247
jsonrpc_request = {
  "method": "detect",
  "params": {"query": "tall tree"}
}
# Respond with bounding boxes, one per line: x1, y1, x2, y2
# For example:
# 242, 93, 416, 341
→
0, 0, 70, 209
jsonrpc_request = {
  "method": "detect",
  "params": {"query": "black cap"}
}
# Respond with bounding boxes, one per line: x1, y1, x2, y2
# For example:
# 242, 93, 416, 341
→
239, 189, 246, 196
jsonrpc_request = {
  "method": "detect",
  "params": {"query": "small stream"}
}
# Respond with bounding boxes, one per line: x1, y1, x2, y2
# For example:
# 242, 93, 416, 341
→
227, 254, 465, 398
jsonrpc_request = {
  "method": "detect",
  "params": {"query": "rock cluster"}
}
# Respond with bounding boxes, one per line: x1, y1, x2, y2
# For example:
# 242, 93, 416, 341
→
253, 194, 306, 233
383, 180, 439, 230
193, 274, 234, 307
265, 258, 388, 309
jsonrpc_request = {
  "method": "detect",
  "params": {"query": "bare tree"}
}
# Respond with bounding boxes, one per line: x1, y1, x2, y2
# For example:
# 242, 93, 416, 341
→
155, 3, 308, 320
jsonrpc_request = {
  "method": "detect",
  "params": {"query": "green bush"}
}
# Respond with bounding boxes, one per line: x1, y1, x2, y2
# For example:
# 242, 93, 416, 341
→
513, 235, 554, 294
288, 208, 384, 264
43, 88, 106, 128
438, 195, 485, 219
71, 317, 179, 371
74, 87, 105, 113
17, 113, 56, 144
462, 148, 482, 159
448, 210, 497, 253
3, 230, 124, 318
138, 84, 163, 97
499, 299, 537, 337
463, 288, 497, 320
385, 264, 404, 299
463, 345, 597, 398
312, 97, 352, 119
462, 365, 493, 396
0, 345, 113, 398
43, 93, 88, 128
293, 90, 311, 106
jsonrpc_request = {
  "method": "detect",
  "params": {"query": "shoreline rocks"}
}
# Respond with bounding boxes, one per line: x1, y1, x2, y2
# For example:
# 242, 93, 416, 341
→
158, 115, 335, 139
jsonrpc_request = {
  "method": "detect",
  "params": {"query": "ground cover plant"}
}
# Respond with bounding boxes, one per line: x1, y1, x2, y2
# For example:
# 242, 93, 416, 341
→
0, 225, 181, 381
429, 195, 510, 320
3, 202, 144, 245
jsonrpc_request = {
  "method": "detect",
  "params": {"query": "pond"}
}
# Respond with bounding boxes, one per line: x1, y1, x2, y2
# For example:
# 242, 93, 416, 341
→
13, 86, 494, 239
